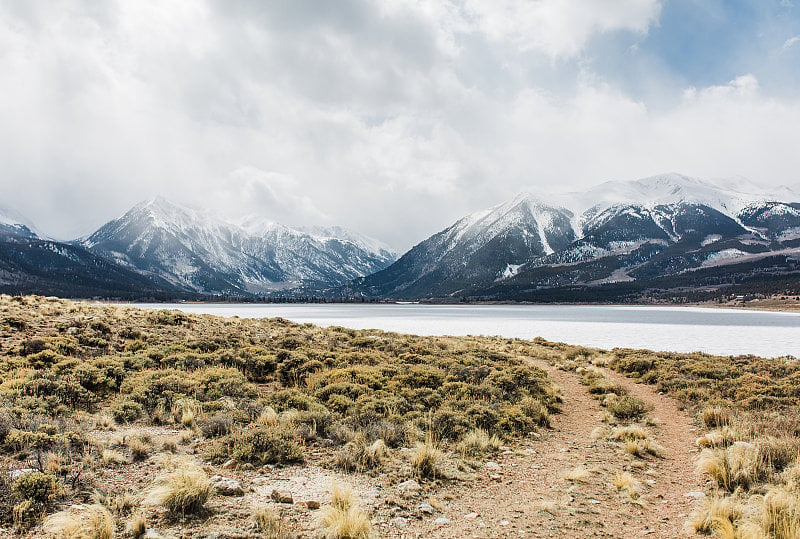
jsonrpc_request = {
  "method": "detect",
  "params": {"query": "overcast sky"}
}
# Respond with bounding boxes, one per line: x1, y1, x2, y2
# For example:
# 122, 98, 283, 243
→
1, 0, 800, 251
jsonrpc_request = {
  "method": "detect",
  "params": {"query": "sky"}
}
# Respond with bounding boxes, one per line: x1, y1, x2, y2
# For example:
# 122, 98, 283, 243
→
1, 0, 800, 251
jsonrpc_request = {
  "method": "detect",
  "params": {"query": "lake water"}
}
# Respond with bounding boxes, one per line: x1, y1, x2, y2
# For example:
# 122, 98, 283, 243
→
125, 303, 800, 358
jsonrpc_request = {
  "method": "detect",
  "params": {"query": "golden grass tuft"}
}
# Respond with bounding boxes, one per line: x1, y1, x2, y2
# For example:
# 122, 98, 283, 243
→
562, 465, 591, 482
760, 487, 800, 539
254, 506, 293, 538
458, 428, 502, 457
126, 513, 147, 539
689, 494, 743, 534
624, 438, 665, 458
412, 435, 442, 479
143, 465, 211, 515
612, 471, 643, 500
701, 406, 732, 429
43, 503, 114, 539
320, 483, 372, 539
101, 449, 127, 466
697, 444, 761, 492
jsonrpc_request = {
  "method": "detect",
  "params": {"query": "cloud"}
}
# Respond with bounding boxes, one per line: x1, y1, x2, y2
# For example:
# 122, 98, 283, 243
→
783, 35, 800, 51
463, 0, 662, 58
0, 1, 798, 252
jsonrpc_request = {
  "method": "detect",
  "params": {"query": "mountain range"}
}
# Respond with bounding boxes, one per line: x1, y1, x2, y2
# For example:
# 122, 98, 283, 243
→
1, 173, 798, 301
0, 199, 396, 298
351, 173, 800, 301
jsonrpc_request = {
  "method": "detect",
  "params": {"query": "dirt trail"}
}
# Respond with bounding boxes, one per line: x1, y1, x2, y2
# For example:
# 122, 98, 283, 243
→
385, 359, 703, 538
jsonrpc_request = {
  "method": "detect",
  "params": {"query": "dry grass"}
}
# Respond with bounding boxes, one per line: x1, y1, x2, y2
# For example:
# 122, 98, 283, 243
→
43, 504, 114, 539
689, 494, 744, 534
458, 428, 502, 457
127, 436, 151, 462
254, 506, 293, 539
760, 487, 800, 539
126, 513, 147, 539
101, 449, 127, 466
412, 435, 442, 479
624, 438, 665, 458
320, 483, 372, 539
612, 471, 643, 500
143, 465, 211, 516
697, 444, 761, 492
562, 465, 591, 482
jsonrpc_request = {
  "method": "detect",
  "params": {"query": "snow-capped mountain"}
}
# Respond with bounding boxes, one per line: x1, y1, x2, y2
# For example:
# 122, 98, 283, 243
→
79, 198, 397, 295
0, 207, 40, 238
354, 174, 800, 299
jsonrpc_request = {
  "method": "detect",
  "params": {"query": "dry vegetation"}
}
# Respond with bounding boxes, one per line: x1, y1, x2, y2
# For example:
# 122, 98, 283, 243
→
0, 295, 563, 537
607, 348, 800, 537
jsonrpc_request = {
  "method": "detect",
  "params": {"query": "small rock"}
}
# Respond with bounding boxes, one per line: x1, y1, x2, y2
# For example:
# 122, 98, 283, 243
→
499, 446, 511, 451
418, 503, 435, 515
271, 490, 294, 504
221, 459, 237, 470
502, 450, 514, 455
490, 474, 501, 480
397, 479, 422, 497
210, 475, 244, 496
390, 517, 409, 528
485, 461, 501, 471
500, 520, 510, 526
304, 500, 321, 510
684, 491, 706, 500
434, 517, 450, 525
464, 512, 479, 519
9, 469, 37, 481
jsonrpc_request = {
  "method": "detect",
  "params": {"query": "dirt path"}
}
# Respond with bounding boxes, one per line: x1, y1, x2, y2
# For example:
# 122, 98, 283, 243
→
382, 359, 703, 538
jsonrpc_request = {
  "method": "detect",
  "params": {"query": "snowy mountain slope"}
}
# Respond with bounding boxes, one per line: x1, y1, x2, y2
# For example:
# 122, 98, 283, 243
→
80, 198, 397, 295
355, 194, 575, 297
0, 207, 40, 238
353, 174, 800, 299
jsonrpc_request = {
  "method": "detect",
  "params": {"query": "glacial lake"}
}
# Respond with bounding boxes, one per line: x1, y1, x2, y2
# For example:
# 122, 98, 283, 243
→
123, 303, 800, 358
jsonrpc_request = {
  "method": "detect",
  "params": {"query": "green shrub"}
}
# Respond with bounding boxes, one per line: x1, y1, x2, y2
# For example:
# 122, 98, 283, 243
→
12, 472, 62, 504
227, 425, 305, 465
111, 399, 143, 423
607, 396, 652, 421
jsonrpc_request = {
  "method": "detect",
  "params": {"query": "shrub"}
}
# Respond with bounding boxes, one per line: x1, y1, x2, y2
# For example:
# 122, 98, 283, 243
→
199, 413, 233, 438
110, 399, 143, 424
143, 466, 211, 516
228, 425, 305, 465
607, 396, 652, 421
12, 471, 62, 505
335, 433, 387, 473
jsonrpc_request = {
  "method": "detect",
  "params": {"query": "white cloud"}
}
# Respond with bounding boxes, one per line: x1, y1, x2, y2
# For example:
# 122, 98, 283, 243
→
0, 1, 799, 252
783, 35, 800, 51
462, 0, 662, 58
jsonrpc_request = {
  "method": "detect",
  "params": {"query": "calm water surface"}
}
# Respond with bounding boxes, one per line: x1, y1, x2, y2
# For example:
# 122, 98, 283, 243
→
128, 303, 799, 358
